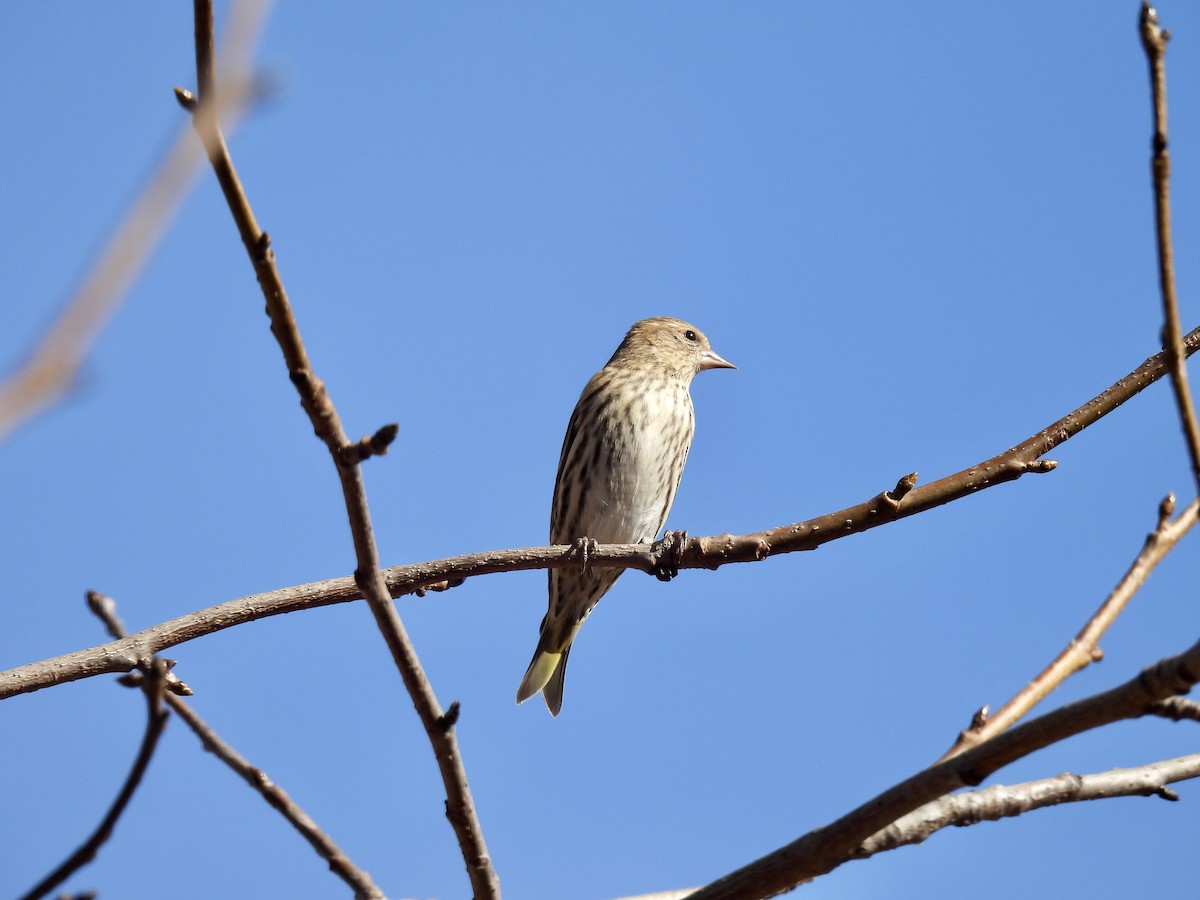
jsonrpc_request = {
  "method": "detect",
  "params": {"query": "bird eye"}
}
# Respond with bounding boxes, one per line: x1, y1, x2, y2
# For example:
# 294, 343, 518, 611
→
684, 330, 697, 342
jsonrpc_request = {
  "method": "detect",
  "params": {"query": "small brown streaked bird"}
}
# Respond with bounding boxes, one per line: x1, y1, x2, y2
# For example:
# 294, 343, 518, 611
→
516, 316, 734, 715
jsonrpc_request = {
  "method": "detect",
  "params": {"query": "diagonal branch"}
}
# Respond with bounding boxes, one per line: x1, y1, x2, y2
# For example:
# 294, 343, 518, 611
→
87, 590, 385, 900
0, 0, 266, 443
1141, 2, 1200, 493
630, 752, 1200, 900
2, 324, 1198, 702
180, 2, 498, 895
938, 494, 1200, 760
687, 638, 1200, 899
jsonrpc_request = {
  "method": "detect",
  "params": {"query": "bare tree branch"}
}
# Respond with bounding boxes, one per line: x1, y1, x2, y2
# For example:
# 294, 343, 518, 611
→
3, 324, 1198, 702
88, 590, 385, 899
851, 753, 1200, 861
637, 753, 1200, 900
939, 494, 1200, 760
686, 639, 1200, 899
1141, 2, 1200, 492
0, 1, 266, 442
180, 3, 498, 895
20, 658, 170, 900
932, 0, 1200, 766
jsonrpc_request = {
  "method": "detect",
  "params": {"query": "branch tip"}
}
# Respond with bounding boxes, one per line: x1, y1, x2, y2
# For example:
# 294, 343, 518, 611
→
1140, 2, 1162, 48
1028, 459, 1057, 473
341, 423, 400, 464
970, 705, 990, 729
1158, 492, 1176, 527
886, 472, 918, 505
173, 86, 198, 111
373, 422, 399, 448
1155, 785, 1180, 801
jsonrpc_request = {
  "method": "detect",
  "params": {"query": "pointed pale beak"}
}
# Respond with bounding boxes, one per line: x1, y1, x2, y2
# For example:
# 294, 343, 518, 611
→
699, 349, 736, 371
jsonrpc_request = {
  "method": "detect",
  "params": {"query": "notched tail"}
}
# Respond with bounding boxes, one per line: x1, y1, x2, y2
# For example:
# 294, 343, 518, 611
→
516, 629, 574, 717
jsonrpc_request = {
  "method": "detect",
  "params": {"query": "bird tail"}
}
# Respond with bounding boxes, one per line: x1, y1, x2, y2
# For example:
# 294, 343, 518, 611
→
516, 626, 574, 717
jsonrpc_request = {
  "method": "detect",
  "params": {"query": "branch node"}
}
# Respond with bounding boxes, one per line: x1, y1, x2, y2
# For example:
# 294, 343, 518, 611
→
1155, 785, 1180, 802
414, 577, 466, 598
439, 701, 461, 732
255, 231, 273, 263
884, 472, 919, 507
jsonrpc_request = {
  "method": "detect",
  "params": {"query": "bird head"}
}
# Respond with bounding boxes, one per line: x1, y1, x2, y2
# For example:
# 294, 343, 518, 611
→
607, 317, 735, 378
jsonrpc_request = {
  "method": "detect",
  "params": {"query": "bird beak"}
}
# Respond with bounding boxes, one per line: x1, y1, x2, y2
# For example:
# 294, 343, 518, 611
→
699, 349, 736, 371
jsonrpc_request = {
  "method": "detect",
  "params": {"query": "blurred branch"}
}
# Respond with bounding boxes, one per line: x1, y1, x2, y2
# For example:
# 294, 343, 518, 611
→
0, 1, 265, 443
3, 324, 1199, 701
1141, 2, 1200, 493
938, 494, 1200, 760
0, 116, 204, 441
849, 753, 1200, 861
89, 590, 385, 900
20, 657, 170, 900
687, 638, 1200, 899
181, 2, 498, 896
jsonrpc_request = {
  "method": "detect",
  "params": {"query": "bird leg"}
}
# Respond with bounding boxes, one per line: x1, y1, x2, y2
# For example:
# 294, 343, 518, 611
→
650, 529, 688, 582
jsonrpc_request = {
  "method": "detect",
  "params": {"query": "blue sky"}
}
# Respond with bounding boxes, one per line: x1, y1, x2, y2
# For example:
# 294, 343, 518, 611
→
3, 2, 1199, 898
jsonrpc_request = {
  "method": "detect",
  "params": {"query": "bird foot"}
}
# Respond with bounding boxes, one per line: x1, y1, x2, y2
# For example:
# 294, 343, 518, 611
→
574, 536, 600, 577
651, 530, 688, 582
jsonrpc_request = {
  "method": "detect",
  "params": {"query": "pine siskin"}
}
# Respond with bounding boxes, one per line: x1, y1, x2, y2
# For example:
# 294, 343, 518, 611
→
516, 317, 734, 715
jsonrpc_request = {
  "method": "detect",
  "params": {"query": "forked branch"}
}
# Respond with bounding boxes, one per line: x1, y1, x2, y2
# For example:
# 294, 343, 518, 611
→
179, 1, 497, 895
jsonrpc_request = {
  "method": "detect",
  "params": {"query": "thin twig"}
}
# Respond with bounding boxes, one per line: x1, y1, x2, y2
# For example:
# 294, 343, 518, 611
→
87, 591, 385, 900
1141, 2, 1200, 491
166, 700, 385, 899
183, 2, 498, 895
938, 495, 1200, 760
3, 325, 1199, 702
20, 659, 170, 900
851, 753, 1200, 861
687, 638, 1200, 899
